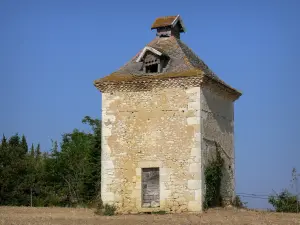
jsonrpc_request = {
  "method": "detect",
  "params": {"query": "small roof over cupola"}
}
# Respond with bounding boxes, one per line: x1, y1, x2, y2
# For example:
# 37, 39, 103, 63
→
151, 15, 186, 32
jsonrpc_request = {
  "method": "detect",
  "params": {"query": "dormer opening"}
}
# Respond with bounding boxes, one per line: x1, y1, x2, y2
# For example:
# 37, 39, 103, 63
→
136, 46, 169, 74
146, 64, 158, 73
144, 53, 160, 73
143, 56, 169, 74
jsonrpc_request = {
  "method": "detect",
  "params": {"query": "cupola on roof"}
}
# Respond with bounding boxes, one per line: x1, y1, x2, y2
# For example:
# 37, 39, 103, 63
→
150, 15, 185, 39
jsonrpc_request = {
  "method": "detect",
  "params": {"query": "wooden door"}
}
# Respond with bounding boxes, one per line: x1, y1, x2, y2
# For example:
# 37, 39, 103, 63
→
142, 168, 160, 208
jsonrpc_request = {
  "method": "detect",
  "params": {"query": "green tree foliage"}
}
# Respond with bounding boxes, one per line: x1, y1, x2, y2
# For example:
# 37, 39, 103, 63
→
231, 195, 247, 208
0, 134, 30, 205
0, 116, 101, 207
21, 135, 28, 153
82, 116, 101, 200
268, 190, 299, 213
35, 143, 41, 158
268, 168, 300, 213
1, 134, 7, 147
55, 129, 95, 205
30, 144, 35, 158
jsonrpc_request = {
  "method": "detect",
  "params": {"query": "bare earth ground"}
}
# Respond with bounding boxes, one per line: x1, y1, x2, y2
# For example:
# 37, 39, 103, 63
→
0, 206, 299, 225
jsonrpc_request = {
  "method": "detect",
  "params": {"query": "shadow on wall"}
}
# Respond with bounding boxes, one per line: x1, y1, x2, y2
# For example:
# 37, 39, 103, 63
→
201, 86, 235, 202
201, 86, 234, 136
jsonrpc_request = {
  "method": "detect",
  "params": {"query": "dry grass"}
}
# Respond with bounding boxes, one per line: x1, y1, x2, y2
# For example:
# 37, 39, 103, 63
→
0, 206, 299, 225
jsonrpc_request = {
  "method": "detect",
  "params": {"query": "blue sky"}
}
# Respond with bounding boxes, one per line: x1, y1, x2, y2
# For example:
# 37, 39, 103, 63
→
1, 0, 299, 209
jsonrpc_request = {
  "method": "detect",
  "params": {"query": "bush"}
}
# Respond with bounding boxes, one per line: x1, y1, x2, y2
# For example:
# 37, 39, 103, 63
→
103, 204, 117, 216
90, 197, 103, 209
94, 199, 104, 215
232, 195, 247, 208
268, 190, 299, 213
204, 146, 224, 209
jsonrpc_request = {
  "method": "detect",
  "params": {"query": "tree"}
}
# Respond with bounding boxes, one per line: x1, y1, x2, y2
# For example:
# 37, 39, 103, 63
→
58, 129, 94, 204
8, 133, 20, 147
1, 134, 7, 148
36, 143, 41, 158
0, 134, 7, 168
0, 116, 102, 207
21, 135, 28, 153
268, 168, 300, 213
38, 117, 101, 207
0, 134, 29, 205
52, 140, 58, 155
30, 144, 35, 158
0, 135, 8, 203
82, 116, 102, 200
269, 189, 299, 213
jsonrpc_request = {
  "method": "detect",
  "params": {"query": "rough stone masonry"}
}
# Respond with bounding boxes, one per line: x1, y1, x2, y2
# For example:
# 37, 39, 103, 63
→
94, 15, 242, 214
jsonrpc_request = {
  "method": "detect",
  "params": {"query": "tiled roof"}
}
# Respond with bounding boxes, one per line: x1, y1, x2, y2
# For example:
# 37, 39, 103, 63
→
94, 36, 241, 96
151, 16, 178, 29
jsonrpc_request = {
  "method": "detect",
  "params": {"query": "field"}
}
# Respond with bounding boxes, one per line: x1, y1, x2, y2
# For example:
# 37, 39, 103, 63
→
0, 206, 299, 225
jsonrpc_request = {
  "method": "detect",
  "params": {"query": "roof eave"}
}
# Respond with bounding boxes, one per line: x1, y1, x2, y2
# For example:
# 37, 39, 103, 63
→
94, 74, 242, 101
93, 69, 204, 92
202, 76, 242, 101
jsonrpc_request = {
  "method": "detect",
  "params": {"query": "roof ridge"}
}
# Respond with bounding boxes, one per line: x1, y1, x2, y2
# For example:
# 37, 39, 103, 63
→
175, 38, 210, 73
172, 37, 194, 69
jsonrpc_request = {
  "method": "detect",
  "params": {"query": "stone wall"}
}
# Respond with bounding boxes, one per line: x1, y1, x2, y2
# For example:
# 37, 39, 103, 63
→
200, 84, 235, 204
101, 84, 202, 214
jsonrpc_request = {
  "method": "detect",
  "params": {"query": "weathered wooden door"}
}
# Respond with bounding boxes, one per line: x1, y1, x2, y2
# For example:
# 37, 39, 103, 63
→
142, 168, 160, 208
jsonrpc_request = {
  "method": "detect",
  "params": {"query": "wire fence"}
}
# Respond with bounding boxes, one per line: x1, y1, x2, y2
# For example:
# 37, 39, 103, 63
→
4, 187, 276, 207
3, 185, 299, 211
236, 192, 270, 200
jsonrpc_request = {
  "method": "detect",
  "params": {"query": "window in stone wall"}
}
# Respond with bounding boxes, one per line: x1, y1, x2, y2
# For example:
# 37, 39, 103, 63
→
141, 167, 160, 208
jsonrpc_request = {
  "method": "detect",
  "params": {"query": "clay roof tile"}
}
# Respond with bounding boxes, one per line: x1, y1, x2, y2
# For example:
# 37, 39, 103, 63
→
151, 16, 178, 29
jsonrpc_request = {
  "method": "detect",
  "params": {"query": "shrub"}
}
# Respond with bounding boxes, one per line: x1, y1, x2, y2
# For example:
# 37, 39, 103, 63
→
90, 197, 103, 208
268, 190, 299, 213
94, 199, 104, 215
232, 195, 247, 208
204, 145, 224, 209
103, 204, 117, 216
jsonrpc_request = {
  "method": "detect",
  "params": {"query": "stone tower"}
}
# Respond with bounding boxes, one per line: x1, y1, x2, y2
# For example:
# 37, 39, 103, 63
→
94, 15, 242, 214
